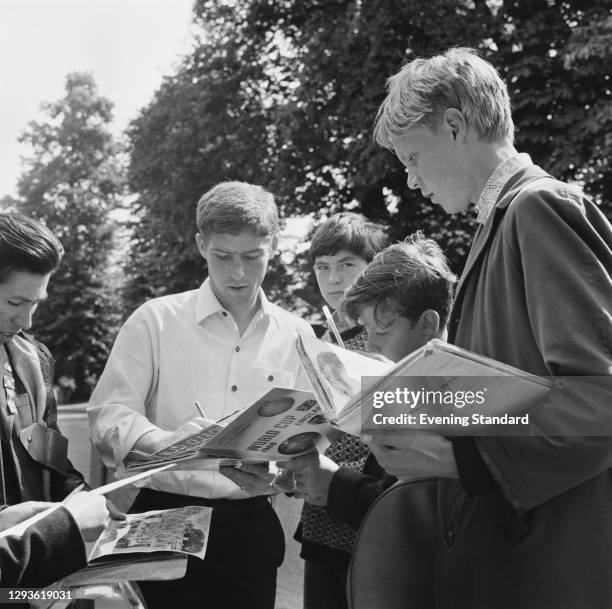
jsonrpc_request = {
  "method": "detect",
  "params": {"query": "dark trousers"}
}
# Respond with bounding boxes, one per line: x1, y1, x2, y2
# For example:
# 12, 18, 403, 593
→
130, 489, 285, 609
303, 559, 349, 609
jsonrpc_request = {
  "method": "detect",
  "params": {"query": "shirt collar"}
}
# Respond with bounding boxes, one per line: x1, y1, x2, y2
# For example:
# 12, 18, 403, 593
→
475, 153, 533, 224
195, 278, 281, 329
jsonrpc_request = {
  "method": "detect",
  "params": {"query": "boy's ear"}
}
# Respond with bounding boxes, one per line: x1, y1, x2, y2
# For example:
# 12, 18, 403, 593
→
416, 309, 440, 340
270, 234, 279, 254
195, 233, 207, 260
443, 108, 467, 143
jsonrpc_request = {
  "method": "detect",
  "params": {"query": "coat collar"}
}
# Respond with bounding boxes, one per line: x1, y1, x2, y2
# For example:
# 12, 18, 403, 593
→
475, 153, 533, 224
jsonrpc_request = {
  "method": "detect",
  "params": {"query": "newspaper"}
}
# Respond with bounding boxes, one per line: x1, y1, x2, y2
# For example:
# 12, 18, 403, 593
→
56, 506, 212, 587
296, 334, 554, 436
125, 388, 331, 470
89, 506, 211, 561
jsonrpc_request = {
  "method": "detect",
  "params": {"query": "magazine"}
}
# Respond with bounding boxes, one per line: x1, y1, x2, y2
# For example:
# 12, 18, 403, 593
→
57, 505, 212, 586
296, 334, 554, 436
125, 388, 331, 470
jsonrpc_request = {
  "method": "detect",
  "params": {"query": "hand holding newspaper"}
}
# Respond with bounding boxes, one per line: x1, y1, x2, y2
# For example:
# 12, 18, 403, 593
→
124, 388, 333, 471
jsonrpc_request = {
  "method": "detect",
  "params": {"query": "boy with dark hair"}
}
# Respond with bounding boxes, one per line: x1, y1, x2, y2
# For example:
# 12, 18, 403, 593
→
0, 212, 110, 586
290, 211, 388, 609
309, 212, 388, 342
287, 235, 456, 526
309, 212, 389, 265
343, 233, 456, 361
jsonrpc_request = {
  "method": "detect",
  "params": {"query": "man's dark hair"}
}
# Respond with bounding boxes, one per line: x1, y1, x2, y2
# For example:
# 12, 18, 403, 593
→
309, 212, 388, 263
0, 213, 63, 284
343, 232, 456, 328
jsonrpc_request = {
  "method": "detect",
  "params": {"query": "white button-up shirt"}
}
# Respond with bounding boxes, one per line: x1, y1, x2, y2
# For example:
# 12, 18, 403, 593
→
88, 279, 314, 499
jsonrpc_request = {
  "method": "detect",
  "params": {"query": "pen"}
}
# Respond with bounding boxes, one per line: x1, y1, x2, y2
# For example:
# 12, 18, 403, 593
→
323, 305, 345, 348
194, 400, 207, 418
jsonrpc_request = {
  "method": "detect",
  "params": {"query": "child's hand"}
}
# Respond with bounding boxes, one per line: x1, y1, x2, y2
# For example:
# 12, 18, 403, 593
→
219, 462, 277, 495
279, 452, 339, 505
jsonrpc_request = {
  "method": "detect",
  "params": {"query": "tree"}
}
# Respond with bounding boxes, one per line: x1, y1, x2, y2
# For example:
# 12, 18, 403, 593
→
124, 0, 612, 319
126, 4, 280, 307
125, 0, 498, 315
242, 0, 498, 283
0, 196, 19, 212
495, 0, 612, 214
16, 72, 126, 401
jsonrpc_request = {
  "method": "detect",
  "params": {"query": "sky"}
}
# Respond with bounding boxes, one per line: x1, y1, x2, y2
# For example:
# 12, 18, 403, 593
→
0, 0, 195, 197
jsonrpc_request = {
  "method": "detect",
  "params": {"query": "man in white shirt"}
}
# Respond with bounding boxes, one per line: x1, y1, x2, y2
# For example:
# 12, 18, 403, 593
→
88, 181, 313, 609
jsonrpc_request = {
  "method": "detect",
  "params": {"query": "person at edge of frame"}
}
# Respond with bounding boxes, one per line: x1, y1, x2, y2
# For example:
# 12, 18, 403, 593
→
0, 212, 111, 589
365, 47, 612, 609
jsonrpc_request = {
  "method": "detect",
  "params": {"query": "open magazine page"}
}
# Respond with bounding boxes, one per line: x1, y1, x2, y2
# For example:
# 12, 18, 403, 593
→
126, 388, 332, 469
295, 334, 393, 422
89, 506, 212, 562
297, 336, 554, 436
355, 339, 554, 435
202, 387, 331, 460
390, 340, 553, 384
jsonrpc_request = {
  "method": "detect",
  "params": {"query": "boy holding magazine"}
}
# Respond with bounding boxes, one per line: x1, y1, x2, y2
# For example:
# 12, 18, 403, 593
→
285, 233, 456, 609
291, 211, 387, 609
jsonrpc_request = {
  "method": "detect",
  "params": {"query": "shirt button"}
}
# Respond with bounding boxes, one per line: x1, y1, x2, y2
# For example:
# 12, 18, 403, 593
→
235, 346, 240, 352
268, 375, 274, 382
231, 385, 238, 392
444, 528, 455, 548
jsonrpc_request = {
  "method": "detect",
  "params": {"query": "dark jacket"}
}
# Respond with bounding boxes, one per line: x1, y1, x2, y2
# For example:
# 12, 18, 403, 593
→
438, 165, 612, 609
0, 333, 88, 587
0, 333, 85, 503
0, 506, 86, 587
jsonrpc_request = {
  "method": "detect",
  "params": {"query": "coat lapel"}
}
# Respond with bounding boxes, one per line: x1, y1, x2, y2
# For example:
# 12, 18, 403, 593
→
6, 335, 46, 424
454, 166, 552, 310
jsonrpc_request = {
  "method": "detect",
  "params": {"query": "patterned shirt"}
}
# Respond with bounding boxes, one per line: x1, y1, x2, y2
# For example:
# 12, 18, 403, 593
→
300, 327, 370, 553
476, 153, 533, 224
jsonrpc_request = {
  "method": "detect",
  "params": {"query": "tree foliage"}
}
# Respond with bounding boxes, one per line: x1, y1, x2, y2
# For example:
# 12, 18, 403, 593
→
16, 72, 125, 401
126, 5, 279, 306
496, 0, 612, 211
125, 0, 612, 317
126, 0, 497, 313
